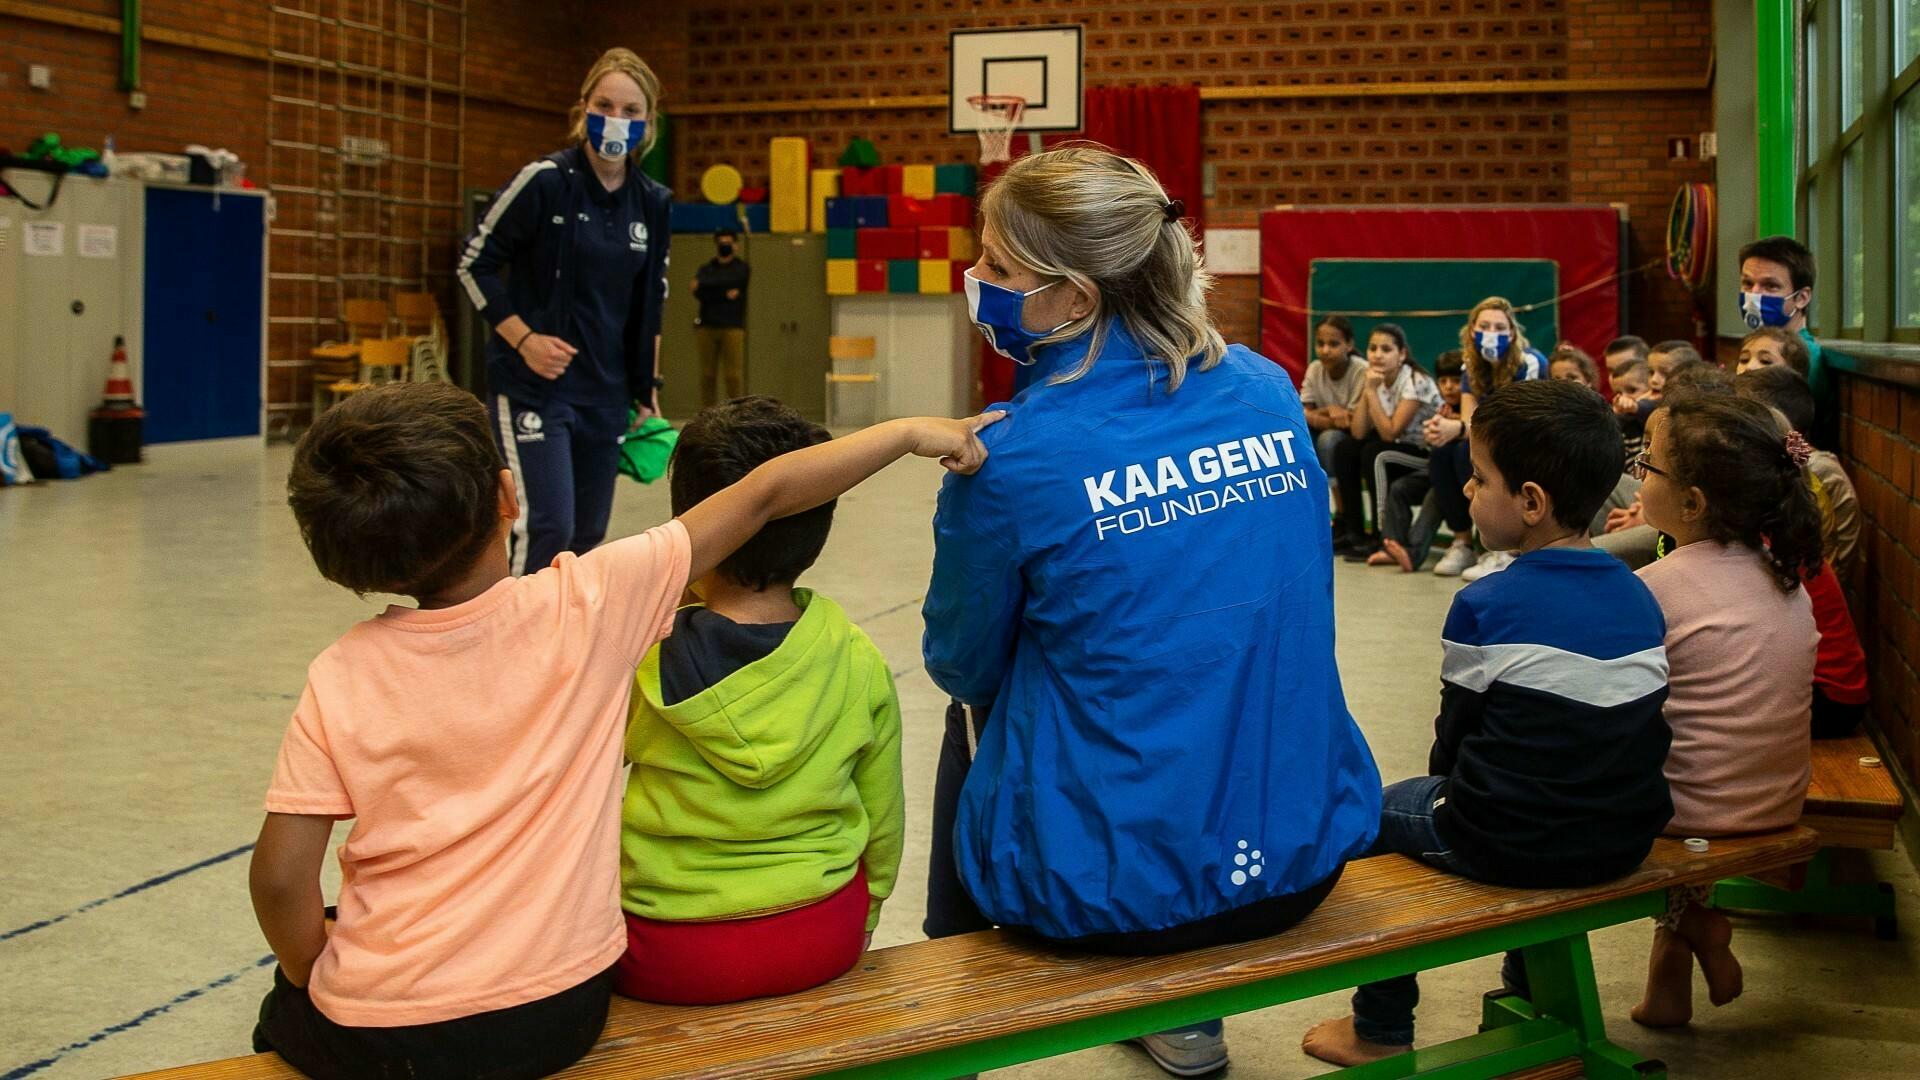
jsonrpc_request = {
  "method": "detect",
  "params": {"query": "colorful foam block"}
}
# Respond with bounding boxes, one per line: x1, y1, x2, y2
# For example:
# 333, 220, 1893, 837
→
880, 164, 904, 194
840, 167, 885, 196
947, 227, 978, 262
827, 228, 858, 259
856, 259, 889, 293
917, 226, 949, 260
930, 194, 976, 227
810, 168, 840, 232
888, 259, 920, 294
901, 164, 936, 199
934, 163, 977, 195
826, 259, 859, 296
823, 197, 859, 231
744, 203, 771, 232
919, 259, 953, 294
857, 227, 917, 261
849, 196, 889, 228
951, 261, 969, 293
670, 202, 741, 233
887, 195, 936, 228
768, 137, 810, 232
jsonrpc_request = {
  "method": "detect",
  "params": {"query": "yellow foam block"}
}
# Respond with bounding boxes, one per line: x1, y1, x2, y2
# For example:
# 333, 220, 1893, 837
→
919, 259, 953, 294
901, 164, 937, 199
768, 137, 810, 233
826, 259, 860, 296
947, 228, 978, 262
810, 168, 840, 233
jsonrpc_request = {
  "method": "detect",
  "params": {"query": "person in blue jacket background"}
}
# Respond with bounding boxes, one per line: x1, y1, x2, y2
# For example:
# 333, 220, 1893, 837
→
922, 146, 1382, 1077
457, 47, 671, 575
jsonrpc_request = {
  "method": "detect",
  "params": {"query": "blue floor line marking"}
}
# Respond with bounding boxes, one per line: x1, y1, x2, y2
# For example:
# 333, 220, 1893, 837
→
1, 954, 275, 1080
0, 843, 256, 944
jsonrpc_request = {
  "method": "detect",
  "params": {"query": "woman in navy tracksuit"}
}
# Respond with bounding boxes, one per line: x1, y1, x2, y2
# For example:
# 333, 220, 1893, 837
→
923, 147, 1381, 1076
457, 48, 672, 575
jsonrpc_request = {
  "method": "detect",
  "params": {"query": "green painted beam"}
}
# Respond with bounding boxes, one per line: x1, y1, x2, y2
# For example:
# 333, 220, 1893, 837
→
816, 891, 1664, 1080
1714, 849, 1899, 938
1755, 0, 1796, 235
119, 0, 140, 91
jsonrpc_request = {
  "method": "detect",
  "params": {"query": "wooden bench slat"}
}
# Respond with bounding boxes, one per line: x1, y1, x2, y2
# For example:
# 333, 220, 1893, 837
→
126, 828, 1816, 1080
1803, 734, 1904, 821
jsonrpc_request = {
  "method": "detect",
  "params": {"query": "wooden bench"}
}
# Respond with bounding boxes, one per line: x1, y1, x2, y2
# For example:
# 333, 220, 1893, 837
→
1712, 733, 1906, 939
127, 828, 1816, 1080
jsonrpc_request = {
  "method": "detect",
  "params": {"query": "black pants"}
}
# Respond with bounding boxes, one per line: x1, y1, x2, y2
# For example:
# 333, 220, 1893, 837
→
925, 701, 1345, 955
1333, 436, 1428, 544
1428, 440, 1474, 533
1812, 685, 1866, 739
253, 963, 613, 1080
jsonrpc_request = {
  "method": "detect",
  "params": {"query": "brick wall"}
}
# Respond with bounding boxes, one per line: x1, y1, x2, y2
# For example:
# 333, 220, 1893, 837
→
1838, 372, 1920, 786
666, 0, 1715, 354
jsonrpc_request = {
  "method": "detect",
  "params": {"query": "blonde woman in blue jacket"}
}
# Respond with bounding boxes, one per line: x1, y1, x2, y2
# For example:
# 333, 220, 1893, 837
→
922, 147, 1382, 1076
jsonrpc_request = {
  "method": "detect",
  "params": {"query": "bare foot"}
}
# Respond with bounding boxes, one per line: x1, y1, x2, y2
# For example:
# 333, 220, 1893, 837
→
1301, 1015, 1409, 1066
1367, 549, 1395, 566
1676, 903, 1743, 1006
1631, 925, 1695, 1027
1382, 538, 1415, 573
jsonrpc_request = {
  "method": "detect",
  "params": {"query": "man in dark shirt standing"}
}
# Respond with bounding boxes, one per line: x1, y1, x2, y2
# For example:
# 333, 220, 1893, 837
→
693, 230, 750, 407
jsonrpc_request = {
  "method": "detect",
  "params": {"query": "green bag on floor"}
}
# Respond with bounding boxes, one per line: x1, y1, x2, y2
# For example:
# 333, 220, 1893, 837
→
618, 414, 678, 484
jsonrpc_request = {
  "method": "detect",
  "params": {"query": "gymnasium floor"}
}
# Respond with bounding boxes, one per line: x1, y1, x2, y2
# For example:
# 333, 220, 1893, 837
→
4, 439, 1918, 1080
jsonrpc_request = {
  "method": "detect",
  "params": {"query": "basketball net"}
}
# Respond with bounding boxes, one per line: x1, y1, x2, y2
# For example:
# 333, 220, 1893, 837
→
966, 94, 1026, 165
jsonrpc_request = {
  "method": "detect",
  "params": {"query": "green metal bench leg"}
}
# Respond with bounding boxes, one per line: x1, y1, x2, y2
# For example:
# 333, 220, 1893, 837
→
1518, 934, 1667, 1079
1713, 848, 1899, 940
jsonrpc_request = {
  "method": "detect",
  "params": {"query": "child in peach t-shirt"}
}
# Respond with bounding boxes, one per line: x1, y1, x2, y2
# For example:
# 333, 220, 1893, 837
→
250, 383, 996, 1079
1628, 392, 1821, 1030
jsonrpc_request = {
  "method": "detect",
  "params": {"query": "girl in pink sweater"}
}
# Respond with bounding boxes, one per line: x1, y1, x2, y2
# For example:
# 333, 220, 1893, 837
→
1629, 393, 1823, 1027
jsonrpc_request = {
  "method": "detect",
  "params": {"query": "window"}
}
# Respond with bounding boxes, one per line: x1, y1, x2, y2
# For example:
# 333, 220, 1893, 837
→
1842, 0, 1864, 126
1843, 144, 1865, 327
1800, 0, 1920, 340
1901, 91, 1920, 327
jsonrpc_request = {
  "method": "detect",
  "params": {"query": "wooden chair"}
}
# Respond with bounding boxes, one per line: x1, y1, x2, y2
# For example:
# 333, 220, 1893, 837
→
326, 337, 412, 407
310, 298, 391, 419
825, 335, 880, 428
125, 828, 1819, 1080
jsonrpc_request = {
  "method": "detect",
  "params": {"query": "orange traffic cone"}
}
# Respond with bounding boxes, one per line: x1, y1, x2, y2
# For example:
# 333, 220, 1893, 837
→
100, 335, 140, 412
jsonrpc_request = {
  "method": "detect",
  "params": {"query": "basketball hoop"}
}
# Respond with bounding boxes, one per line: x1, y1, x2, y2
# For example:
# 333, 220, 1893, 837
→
966, 94, 1026, 165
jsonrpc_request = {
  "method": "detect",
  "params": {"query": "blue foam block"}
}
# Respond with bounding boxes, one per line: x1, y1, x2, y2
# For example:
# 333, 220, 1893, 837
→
744, 203, 770, 233
670, 203, 740, 233
850, 195, 890, 228
824, 197, 859, 230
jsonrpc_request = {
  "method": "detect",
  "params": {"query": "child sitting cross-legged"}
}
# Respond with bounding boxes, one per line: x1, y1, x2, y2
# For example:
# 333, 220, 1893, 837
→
614, 396, 905, 1005
1303, 379, 1673, 1066
1373, 350, 1464, 572
1331, 322, 1443, 562
248, 382, 995, 1080
1627, 393, 1821, 1027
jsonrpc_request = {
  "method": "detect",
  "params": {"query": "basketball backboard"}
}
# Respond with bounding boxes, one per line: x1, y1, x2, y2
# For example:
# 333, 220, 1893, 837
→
948, 25, 1084, 133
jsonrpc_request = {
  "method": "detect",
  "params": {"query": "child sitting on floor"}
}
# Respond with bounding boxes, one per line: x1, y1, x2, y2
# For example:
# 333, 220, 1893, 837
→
615, 397, 905, 1005
1735, 367, 1869, 737
1333, 322, 1443, 562
1548, 343, 1599, 388
1611, 357, 1654, 460
1303, 314, 1368, 551
1374, 351, 1463, 571
248, 382, 994, 1079
1303, 380, 1673, 1066
1736, 326, 1812, 378
1628, 393, 1821, 1027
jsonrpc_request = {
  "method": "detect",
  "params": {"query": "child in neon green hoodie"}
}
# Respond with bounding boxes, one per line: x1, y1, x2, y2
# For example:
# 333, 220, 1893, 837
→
614, 397, 905, 1005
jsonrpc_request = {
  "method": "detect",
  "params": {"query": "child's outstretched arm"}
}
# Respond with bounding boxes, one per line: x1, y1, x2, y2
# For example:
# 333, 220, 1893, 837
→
677, 412, 1003, 582
249, 812, 335, 987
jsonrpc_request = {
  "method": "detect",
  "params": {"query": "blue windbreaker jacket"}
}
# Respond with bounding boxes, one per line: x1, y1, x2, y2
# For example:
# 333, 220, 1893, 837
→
924, 322, 1382, 940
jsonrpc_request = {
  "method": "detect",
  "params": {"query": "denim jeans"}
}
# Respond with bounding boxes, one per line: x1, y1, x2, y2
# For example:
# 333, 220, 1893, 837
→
926, 701, 1225, 1043
1350, 777, 1528, 1047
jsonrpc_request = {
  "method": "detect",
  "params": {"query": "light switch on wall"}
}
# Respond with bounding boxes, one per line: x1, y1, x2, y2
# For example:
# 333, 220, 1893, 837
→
28, 64, 52, 90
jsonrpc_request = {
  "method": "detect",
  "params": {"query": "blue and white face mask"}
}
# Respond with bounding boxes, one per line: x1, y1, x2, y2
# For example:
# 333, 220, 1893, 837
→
1739, 289, 1803, 329
584, 113, 643, 161
962, 269, 1073, 366
1474, 330, 1512, 362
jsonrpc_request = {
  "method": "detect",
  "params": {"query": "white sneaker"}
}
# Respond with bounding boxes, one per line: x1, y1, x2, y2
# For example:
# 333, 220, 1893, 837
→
1461, 550, 1515, 582
1432, 543, 1478, 577
1128, 1028, 1229, 1077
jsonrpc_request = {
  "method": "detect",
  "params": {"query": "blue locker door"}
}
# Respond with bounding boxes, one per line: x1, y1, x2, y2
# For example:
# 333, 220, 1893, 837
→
143, 189, 263, 442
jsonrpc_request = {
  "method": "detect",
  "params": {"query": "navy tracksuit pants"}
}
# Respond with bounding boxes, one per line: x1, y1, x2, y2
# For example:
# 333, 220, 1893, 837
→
490, 393, 628, 575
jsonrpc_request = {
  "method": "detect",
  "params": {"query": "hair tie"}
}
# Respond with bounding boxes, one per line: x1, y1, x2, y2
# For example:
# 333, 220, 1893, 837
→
1162, 199, 1185, 222
1784, 430, 1813, 469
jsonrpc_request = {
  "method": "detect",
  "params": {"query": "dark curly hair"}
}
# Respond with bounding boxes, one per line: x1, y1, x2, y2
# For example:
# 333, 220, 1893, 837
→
1659, 394, 1824, 591
671, 396, 833, 590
